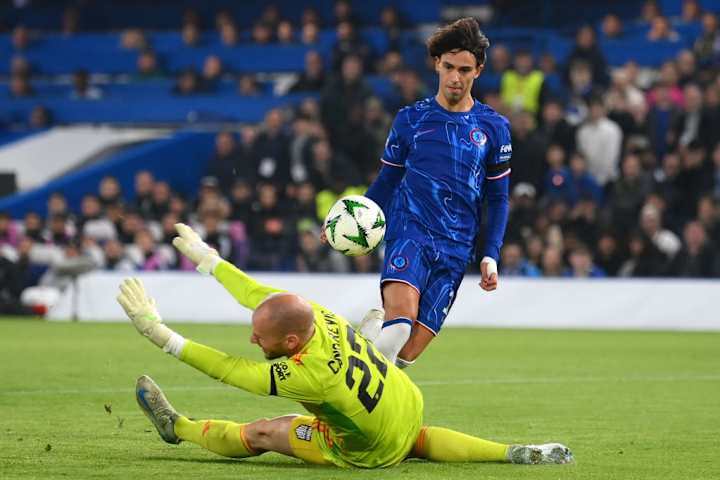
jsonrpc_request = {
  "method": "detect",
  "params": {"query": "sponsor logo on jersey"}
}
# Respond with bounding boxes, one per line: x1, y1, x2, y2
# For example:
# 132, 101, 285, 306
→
390, 255, 409, 272
469, 128, 487, 146
295, 424, 313, 442
500, 143, 512, 153
272, 362, 291, 381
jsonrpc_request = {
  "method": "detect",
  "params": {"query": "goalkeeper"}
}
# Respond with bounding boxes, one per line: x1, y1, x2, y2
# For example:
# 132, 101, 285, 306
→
117, 223, 572, 468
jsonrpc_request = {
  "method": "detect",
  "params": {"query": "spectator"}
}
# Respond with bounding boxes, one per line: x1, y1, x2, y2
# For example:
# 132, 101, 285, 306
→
569, 152, 604, 205
696, 194, 720, 246
594, 231, 624, 276
489, 44, 511, 74
71, 70, 103, 100
251, 21, 273, 44
260, 4, 281, 30
600, 14, 623, 39
606, 68, 647, 113
254, 108, 291, 185
102, 239, 135, 271
120, 28, 148, 50
566, 25, 609, 89
10, 56, 31, 77
29, 106, 52, 129
540, 245, 565, 277
676, 141, 712, 220
289, 50, 326, 93
126, 229, 174, 271
247, 183, 295, 270
301, 21, 320, 45
538, 99, 575, 154
149, 181, 172, 220
500, 50, 544, 114
331, 21, 371, 72
11, 25, 31, 50
609, 153, 654, 233
22, 212, 44, 243
238, 74, 261, 96
639, 203, 682, 259
0, 254, 35, 315
667, 221, 719, 276
220, 21, 239, 46
173, 69, 202, 95
500, 241, 541, 277
133, 170, 155, 219
296, 221, 350, 272
207, 131, 240, 193
543, 144, 575, 205
135, 50, 163, 80
509, 110, 549, 191
379, 5, 405, 49
680, 0, 702, 23
182, 22, 201, 47
229, 179, 254, 223
78, 194, 115, 241
117, 210, 144, 244
565, 245, 606, 277
10, 73, 33, 98
277, 20, 295, 44
668, 83, 706, 150
0, 212, 19, 249
62, 6, 80, 35
577, 95, 623, 186
99, 176, 122, 208
47, 192, 70, 218
334, 0, 358, 26
199, 210, 232, 259
647, 16, 680, 42
675, 50, 698, 86
196, 177, 231, 219
201, 55, 223, 92
388, 68, 429, 113
618, 230, 666, 277
301, 6, 321, 26
694, 12, 720, 66
45, 214, 74, 246
640, 0, 662, 23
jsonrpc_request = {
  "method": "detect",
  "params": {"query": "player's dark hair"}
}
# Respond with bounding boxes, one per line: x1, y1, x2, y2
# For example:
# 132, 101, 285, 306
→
426, 17, 490, 65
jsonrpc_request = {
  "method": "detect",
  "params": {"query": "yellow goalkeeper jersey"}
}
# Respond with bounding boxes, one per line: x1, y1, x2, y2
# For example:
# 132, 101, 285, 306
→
178, 260, 424, 468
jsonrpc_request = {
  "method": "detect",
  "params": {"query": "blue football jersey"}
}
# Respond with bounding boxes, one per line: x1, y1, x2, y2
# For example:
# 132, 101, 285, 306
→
381, 96, 512, 261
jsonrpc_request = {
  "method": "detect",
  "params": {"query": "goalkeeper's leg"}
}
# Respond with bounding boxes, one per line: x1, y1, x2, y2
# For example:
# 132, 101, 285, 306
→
411, 426, 573, 464
136, 376, 328, 463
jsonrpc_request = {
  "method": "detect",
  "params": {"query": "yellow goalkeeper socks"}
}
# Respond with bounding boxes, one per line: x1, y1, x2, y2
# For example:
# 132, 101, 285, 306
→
414, 426, 509, 462
174, 416, 259, 458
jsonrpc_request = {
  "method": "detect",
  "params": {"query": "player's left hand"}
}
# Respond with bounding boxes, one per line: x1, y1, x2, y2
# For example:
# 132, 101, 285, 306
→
480, 257, 498, 291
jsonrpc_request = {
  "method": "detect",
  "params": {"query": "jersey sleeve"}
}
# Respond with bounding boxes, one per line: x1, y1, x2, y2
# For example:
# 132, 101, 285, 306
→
179, 339, 323, 403
486, 118, 512, 180
213, 260, 284, 311
381, 109, 411, 168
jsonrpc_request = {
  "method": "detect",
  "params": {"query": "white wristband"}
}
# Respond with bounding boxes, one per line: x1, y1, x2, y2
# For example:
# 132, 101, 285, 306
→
481, 256, 498, 276
162, 332, 186, 358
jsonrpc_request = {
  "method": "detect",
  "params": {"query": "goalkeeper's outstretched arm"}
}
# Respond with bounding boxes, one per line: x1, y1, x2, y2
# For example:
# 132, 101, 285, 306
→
172, 223, 282, 311
117, 277, 270, 396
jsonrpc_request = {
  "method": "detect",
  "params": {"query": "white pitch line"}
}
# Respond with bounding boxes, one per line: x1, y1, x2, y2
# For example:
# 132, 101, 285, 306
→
1, 374, 719, 396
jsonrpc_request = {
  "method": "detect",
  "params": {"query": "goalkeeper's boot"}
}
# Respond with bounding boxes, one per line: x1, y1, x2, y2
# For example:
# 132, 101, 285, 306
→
507, 443, 574, 465
358, 308, 384, 343
136, 375, 181, 445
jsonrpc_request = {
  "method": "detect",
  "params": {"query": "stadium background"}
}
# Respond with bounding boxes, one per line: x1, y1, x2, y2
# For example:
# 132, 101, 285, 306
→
0, 1, 719, 479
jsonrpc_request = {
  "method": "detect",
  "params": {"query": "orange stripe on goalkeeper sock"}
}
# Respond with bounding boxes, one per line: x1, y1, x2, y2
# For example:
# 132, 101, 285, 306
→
414, 426, 509, 462
174, 416, 259, 458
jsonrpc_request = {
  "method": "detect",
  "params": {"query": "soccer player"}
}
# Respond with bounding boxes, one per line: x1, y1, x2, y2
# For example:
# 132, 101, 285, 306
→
117, 223, 572, 468
360, 18, 513, 367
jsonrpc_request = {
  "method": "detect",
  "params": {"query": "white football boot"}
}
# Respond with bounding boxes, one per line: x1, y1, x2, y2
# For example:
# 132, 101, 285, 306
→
135, 375, 181, 444
358, 308, 384, 342
507, 443, 574, 464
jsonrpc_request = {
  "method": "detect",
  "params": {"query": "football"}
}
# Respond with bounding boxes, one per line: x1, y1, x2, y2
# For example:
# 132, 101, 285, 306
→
324, 195, 386, 256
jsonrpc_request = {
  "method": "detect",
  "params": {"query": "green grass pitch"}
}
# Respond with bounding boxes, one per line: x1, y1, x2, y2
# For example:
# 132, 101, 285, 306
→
1, 319, 718, 479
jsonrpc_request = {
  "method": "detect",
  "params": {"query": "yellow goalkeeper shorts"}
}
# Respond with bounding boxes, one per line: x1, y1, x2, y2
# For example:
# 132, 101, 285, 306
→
288, 416, 331, 465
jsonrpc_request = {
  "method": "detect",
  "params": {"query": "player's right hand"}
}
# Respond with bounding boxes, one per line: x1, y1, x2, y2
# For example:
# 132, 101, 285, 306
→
117, 277, 173, 348
172, 223, 221, 274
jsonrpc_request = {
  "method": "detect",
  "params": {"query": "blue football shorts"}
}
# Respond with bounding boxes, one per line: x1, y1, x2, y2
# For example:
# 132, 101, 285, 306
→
380, 238, 467, 335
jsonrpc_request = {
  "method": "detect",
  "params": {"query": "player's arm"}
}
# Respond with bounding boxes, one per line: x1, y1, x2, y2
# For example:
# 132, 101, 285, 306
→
364, 110, 409, 212
480, 121, 512, 291
117, 278, 319, 400
172, 223, 282, 310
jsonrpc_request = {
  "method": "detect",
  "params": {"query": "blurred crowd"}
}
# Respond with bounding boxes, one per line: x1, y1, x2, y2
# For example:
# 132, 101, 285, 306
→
2, 0, 720, 314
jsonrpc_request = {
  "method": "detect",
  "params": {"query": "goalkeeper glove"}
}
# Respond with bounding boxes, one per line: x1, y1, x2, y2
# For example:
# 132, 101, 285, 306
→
172, 223, 221, 275
117, 277, 181, 353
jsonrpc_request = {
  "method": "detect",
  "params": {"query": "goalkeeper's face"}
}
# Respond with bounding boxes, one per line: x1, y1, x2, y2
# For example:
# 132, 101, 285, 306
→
435, 50, 482, 105
250, 327, 289, 360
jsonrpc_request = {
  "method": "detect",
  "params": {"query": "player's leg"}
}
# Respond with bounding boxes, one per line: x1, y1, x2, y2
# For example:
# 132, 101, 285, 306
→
397, 257, 464, 366
411, 426, 573, 464
373, 239, 428, 364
